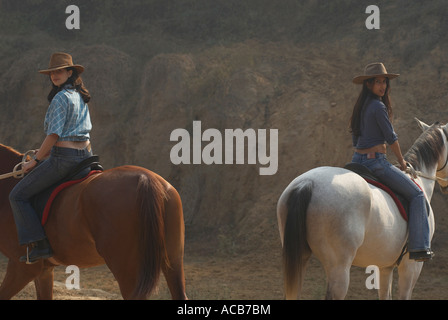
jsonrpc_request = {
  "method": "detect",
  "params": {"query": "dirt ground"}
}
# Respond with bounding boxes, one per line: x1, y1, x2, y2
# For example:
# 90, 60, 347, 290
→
1, 224, 447, 300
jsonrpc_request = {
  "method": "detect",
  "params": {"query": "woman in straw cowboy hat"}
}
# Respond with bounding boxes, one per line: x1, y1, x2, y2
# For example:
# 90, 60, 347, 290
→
9, 52, 94, 264
350, 62, 433, 262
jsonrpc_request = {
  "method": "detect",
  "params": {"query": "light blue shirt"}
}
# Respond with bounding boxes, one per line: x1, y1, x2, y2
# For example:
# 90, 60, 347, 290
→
44, 85, 92, 141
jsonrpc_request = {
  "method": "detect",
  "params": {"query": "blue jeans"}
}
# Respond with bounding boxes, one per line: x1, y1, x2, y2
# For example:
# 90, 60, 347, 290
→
9, 145, 93, 245
351, 152, 430, 252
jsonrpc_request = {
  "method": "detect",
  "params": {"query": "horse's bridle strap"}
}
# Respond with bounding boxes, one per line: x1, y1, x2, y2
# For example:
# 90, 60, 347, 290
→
437, 127, 448, 172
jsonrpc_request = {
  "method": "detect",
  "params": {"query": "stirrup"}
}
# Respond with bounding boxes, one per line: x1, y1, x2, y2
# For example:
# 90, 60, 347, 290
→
19, 240, 53, 264
23, 243, 38, 265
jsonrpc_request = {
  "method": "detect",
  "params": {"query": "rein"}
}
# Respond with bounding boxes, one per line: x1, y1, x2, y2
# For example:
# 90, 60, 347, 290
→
0, 150, 36, 180
406, 165, 448, 183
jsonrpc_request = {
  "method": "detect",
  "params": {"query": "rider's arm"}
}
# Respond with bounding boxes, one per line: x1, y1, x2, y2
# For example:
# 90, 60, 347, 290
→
390, 140, 407, 171
22, 134, 59, 173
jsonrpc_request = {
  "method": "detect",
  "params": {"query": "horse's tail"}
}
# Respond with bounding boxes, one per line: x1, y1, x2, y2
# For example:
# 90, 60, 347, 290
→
133, 172, 169, 299
283, 180, 313, 299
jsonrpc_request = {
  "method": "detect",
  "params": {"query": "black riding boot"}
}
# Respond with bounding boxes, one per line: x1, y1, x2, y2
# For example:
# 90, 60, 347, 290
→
20, 238, 53, 264
409, 249, 434, 262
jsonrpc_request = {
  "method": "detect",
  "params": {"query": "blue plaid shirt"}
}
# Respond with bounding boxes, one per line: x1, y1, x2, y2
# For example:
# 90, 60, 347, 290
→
44, 85, 92, 141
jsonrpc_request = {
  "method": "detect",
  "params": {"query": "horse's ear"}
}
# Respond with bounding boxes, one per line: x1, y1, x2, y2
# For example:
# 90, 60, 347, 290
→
415, 118, 430, 131
442, 122, 448, 133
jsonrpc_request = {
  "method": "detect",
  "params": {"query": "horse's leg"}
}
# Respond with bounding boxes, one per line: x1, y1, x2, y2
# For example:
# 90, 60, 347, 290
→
311, 218, 362, 299
99, 239, 140, 299
397, 258, 423, 299
95, 228, 140, 299
318, 240, 357, 299
324, 262, 352, 300
0, 259, 40, 300
315, 222, 361, 299
34, 265, 54, 300
162, 187, 187, 300
378, 266, 394, 300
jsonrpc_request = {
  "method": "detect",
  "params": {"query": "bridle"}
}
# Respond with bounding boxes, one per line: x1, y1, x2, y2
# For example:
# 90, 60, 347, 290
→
437, 126, 448, 173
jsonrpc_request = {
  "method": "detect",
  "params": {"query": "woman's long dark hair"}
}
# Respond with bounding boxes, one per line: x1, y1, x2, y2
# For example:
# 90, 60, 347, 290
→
47, 67, 91, 103
349, 77, 393, 137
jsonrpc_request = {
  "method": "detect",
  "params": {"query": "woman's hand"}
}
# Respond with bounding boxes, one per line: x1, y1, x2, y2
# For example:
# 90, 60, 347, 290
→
399, 159, 407, 172
22, 160, 37, 173
22, 134, 59, 174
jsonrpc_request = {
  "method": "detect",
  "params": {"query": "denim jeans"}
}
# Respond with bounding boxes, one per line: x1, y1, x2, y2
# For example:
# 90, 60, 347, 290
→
351, 152, 430, 252
9, 145, 93, 245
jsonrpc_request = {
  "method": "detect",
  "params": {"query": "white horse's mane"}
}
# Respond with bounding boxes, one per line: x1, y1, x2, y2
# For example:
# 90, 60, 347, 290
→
405, 122, 446, 171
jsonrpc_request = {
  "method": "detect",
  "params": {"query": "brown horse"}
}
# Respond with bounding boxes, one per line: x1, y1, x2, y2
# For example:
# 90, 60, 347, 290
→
0, 144, 187, 300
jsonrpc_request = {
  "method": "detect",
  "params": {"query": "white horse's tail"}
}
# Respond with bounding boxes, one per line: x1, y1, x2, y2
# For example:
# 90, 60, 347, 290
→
283, 179, 313, 299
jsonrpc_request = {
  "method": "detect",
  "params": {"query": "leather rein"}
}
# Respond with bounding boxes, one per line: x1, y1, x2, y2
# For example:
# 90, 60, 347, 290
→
0, 150, 36, 180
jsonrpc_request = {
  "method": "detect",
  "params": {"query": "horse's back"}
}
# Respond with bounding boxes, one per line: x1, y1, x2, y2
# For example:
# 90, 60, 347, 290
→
278, 166, 408, 268
279, 166, 371, 217
44, 165, 171, 267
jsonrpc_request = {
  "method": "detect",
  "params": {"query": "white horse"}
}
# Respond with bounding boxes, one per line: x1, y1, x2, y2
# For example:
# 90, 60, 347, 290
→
277, 119, 448, 299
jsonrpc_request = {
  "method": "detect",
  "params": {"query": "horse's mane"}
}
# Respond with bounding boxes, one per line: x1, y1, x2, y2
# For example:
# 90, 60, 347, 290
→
404, 123, 445, 171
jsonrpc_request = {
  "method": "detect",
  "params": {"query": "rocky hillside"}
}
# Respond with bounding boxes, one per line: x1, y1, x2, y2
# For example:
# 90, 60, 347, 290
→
1, 1, 448, 257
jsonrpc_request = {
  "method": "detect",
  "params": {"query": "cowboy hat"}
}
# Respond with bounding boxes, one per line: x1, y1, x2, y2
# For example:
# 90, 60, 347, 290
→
39, 52, 84, 75
352, 62, 399, 84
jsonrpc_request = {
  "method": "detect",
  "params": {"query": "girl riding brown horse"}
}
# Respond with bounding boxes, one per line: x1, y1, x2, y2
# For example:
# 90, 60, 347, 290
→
0, 144, 188, 299
0, 52, 187, 299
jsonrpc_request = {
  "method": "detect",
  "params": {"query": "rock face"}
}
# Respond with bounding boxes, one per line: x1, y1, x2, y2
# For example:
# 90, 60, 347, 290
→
1, 3, 448, 254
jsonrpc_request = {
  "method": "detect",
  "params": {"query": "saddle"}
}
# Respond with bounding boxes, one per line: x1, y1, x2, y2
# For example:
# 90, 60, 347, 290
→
31, 156, 104, 226
344, 162, 409, 221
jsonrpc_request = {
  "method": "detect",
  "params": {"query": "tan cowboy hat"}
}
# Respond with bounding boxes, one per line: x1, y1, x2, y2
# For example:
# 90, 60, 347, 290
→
352, 62, 399, 84
39, 52, 84, 75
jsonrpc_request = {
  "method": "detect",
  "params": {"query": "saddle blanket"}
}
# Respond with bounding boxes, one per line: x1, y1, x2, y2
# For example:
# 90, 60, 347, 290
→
344, 163, 409, 221
32, 170, 102, 226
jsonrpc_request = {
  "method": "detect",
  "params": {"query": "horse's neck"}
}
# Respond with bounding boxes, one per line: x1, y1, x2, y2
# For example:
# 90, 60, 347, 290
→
416, 164, 437, 201
0, 145, 22, 170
